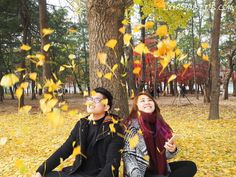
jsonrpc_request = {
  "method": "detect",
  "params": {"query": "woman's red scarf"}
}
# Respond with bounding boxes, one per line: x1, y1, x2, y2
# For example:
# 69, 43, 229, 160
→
138, 111, 173, 175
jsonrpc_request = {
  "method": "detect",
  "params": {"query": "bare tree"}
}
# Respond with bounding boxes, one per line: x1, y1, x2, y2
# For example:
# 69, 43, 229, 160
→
208, 0, 223, 120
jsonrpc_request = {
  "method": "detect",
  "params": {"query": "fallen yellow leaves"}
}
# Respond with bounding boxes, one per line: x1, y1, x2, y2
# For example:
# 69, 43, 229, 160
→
0, 102, 235, 177
0, 137, 8, 145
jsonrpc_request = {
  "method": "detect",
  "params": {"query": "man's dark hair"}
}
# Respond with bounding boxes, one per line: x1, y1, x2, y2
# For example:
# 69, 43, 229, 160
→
94, 87, 113, 109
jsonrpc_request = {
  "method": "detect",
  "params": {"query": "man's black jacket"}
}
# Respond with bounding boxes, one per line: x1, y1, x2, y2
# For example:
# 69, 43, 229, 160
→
36, 114, 124, 177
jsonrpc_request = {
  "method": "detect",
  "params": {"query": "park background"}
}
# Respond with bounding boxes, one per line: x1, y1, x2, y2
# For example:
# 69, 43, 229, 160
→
0, 0, 235, 176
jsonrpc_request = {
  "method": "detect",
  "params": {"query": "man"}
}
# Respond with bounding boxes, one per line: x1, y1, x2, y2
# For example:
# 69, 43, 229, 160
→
35, 87, 124, 177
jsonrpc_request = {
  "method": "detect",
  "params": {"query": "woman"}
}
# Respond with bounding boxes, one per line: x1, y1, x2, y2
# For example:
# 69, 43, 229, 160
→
123, 92, 197, 177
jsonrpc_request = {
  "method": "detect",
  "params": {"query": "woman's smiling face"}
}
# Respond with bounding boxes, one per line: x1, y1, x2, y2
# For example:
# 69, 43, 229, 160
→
137, 95, 155, 113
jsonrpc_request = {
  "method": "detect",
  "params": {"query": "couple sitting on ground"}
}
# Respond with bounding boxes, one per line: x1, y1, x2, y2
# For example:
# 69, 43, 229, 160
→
35, 87, 197, 177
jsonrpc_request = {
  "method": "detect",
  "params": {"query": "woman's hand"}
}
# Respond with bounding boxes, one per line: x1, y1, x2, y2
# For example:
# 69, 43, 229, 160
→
164, 139, 177, 153
35, 172, 42, 177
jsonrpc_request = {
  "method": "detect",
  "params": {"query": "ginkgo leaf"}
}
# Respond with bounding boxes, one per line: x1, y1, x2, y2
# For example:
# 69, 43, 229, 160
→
16, 68, 26, 72
105, 39, 117, 49
154, 0, 166, 8
59, 66, 65, 72
104, 73, 113, 80
20, 82, 28, 89
97, 52, 107, 65
169, 40, 177, 50
122, 19, 129, 25
123, 33, 132, 46
197, 48, 202, 56
156, 25, 168, 37
72, 145, 81, 157
0, 137, 7, 146
120, 56, 128, 66
183, 63, 191, 69
69, 54, 76, 59
36, 53, 45, 67
37, 83, 42, 89
61, 104, 68, 111
133, 25, 141, 33
19, 105, 32, 114
0, 73, 19, 87
143, 155, 150, 162
134, 43, 150, 54
202, 55, 209, 61
114, 108, 120, 112
15, 159, 28, 174
29, 72, 37, 81
47, 98, 58, 109
129, 134, 139, 149
201, 42, 209, 49
109, 123, 116, 133
20, 44, 31, 51
16, 87, 23, 100
42, 28, 54, 37
63, 64, 72, 68
175, 48, 181, 57
43, 43, 51, 52
91, 90, 97, 96
83, 91, 89, 97
44, 93, 53, 101
119, 27, 125, 34
130, 89, 135, 99
68, 109, 79, 116
121, 73, 127, 77
112, 64, 118, 72
101, 98, 108, 105
134, 0, 143, 5
178, 54, 187, 61
133, 67, 141, 75
168, 74, 177, 83
134, 60, 141, 65
47, 108, 64, 129
159, 58, 170, 75
145, 21, 155, 29
97, 71, 103, 78
68, 28, 77, 33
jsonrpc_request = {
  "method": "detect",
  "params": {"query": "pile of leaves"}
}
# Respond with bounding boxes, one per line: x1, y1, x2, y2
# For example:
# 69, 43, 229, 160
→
0, 104, 235, 177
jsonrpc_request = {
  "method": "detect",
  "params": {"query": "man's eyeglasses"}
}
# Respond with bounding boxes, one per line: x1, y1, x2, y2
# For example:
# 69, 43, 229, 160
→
86, 97, 103, 104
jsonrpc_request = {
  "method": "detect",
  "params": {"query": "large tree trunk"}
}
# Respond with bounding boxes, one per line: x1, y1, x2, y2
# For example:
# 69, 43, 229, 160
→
88, 0, 130, 118
222, 48, 236, 100
39, 0, 51, 81
208, 0, 223, 120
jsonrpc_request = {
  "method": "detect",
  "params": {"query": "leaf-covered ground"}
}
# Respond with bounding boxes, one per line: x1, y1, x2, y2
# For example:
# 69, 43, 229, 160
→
0, 96, 236, 177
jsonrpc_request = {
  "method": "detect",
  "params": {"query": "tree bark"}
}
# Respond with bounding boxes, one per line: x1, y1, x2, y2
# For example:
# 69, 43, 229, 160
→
39, 0, 51, 81
73, 81, 77, 94
233, 76, 236, 96
138, 5, 146, 92
208, 0, 223, 120
19, 0, 31, 107
125, 22, 137, 96
0, 72, 4, 102
88, 0, 129, 118
222, 48, 236, 100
